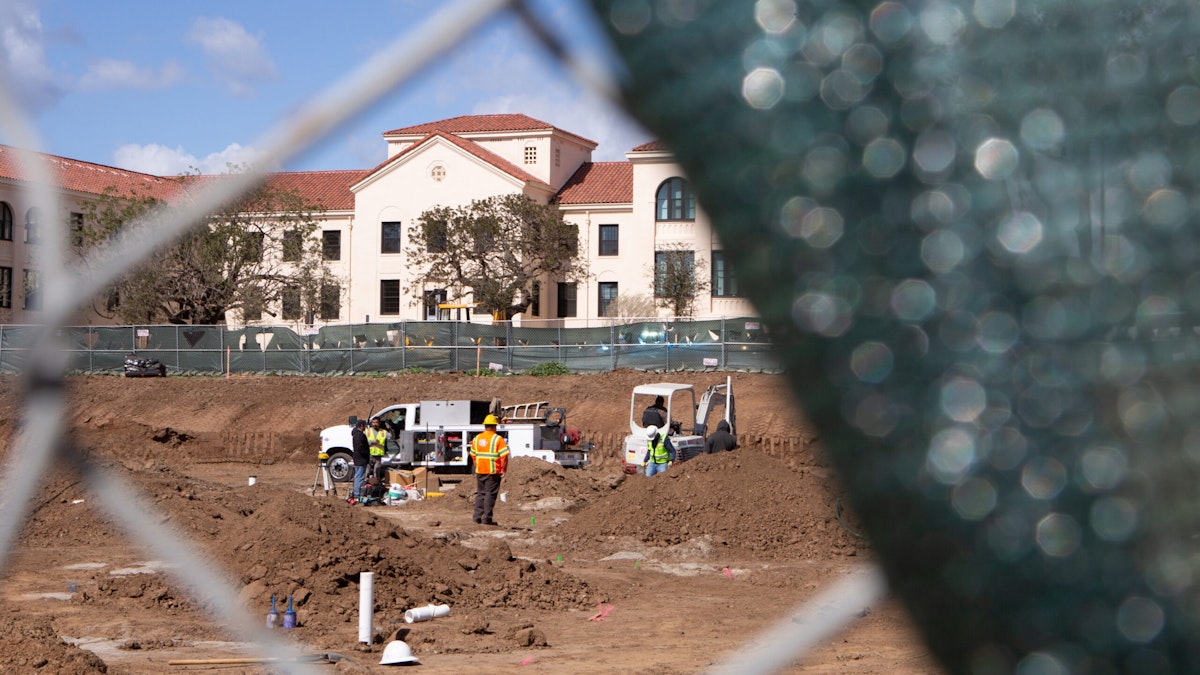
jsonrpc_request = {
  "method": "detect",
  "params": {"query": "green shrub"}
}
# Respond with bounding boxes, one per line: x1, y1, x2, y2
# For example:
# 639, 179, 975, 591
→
527, 361, 569, 377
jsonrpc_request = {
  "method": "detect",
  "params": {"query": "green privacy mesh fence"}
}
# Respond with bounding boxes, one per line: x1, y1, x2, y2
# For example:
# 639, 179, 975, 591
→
587, 0, 1200, 672
3, 317, 777, 374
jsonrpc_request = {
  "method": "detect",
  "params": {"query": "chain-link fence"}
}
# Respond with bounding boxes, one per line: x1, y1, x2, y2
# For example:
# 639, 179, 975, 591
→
18, 316, 777, 374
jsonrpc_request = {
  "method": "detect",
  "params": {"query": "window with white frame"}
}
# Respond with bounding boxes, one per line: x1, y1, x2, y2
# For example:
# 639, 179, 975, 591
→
711, 251, 740, 297
23, 269, 41, 310
381, 222, 402, 254
24, 207, 40, 244
557, 282, 576, 318
599, 224, 619, 256
655, 177, 696, 221
0, 202, 11, 241
0, 266, 11, 308
599, 282, 618, 317
380, 280, 401, 315
524, 145, 537, 165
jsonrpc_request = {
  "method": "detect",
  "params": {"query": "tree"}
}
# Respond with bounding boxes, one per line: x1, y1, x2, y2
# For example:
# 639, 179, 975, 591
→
615, 292, 657, 318
405, 194, 587, 319
652, 242, 708, 318
77, 174, 338, 325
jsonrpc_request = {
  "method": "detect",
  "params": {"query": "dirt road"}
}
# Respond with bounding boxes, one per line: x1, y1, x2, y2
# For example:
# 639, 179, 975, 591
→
0, 372, 943, 673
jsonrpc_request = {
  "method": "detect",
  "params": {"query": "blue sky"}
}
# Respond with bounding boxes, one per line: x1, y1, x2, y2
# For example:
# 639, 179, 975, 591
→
0, 0, 651, 175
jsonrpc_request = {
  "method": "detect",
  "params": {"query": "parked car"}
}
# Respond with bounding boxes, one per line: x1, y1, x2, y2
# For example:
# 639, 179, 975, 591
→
124, 353, 166, 377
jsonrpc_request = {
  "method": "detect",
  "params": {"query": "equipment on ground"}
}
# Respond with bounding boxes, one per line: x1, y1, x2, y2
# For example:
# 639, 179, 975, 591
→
379, 640, 419, 665
319, 399, 590, 482
123, 352, 166, 377
311, 452, 338, 497
623, 376, 735, 469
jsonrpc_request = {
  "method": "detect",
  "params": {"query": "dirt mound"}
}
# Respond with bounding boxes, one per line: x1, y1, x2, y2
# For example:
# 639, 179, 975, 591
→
552, 448, 867, 561
21, 459, 607, 655
0, 609, 109, 673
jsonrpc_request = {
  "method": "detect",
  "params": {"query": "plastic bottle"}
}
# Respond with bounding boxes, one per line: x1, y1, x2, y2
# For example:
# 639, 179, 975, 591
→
266, 595, 280, 628
283, 595, 297, 629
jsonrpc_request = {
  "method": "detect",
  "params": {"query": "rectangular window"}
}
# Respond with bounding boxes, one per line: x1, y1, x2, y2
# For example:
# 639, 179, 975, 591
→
242, 289, 265, 322
554, 147, 561, 167
425, 221, 447, 253
0, 203, 11, 241
557, 282, 577, 318
380, 280, 401, 315
531, 281, 540, 317
319, 283, 340, 320
598, 282, 618, 317
281, 287, 302, 321
598, 224, 619, 256
525, 146, 537, 165
282, 230, 302, 262
23, 269, 41, 310
711, 251, 740, 297
24, 208, 40, 244
0, 266, 11, 308
381, 221, 402, 254
322, 230, 341, 261
69, 212, 84, 247
655, 250, 695, 297
244, 232, 264, 263
566, 224, 579, 257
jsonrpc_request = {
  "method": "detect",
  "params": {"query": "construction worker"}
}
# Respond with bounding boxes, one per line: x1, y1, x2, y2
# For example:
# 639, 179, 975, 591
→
469, 414, 509, 525
366, 416, 389, 482
643, 424, 675, 477
641, 395, 668, 429
350, 419, 370, 503
704, 419, 737, 453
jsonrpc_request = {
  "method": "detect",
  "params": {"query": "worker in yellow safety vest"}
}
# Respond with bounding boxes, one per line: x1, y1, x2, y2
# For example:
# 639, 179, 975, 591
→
469, 414, 509, 526
366, 416, 389, 481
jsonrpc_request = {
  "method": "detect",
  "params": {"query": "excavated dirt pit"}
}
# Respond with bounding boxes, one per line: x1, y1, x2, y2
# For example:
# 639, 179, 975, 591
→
0, 372, 942, 673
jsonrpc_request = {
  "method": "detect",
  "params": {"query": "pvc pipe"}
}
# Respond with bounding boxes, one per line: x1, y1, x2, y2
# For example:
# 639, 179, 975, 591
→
404, 603, 450, 623
358, 572, 374, 643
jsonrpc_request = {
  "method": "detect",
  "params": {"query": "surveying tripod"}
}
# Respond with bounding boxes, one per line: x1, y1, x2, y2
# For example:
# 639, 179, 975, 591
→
311, 453, 338, 497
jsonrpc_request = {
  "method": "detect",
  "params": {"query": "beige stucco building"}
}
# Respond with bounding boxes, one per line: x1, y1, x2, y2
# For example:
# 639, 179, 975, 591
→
0, 114, 755, 327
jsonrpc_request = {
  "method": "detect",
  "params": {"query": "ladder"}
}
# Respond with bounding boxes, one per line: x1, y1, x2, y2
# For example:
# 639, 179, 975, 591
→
502, 401, 550, 422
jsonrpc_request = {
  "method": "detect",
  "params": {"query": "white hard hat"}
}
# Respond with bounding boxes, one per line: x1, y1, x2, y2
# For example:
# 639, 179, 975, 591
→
645, 425, 658, 439
379, 640, 419, 665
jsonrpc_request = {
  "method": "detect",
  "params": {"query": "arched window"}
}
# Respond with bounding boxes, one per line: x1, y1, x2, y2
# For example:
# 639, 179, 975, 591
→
24, 207, 39, 244
656, 177, 695, 221
0, 202, 11, 241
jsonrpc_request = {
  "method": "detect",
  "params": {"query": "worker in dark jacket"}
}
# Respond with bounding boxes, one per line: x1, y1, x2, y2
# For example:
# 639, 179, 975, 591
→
704, 419, 737, 453
350, 419, 370, 502
641, 395, 667, 428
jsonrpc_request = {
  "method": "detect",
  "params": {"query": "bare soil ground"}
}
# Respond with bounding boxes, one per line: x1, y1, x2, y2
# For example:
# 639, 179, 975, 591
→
0, 371, 943, 673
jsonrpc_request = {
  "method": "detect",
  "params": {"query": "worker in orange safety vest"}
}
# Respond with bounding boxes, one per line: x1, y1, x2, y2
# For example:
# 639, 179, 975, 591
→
469, 414, 509, 525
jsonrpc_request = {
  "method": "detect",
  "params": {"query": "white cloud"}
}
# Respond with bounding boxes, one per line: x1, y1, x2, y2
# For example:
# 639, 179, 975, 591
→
113, 142, 267, 176
186, 16, 277, 97
77, 58, 184, 91
0, 0, 69, 115
442, 21, 651, 161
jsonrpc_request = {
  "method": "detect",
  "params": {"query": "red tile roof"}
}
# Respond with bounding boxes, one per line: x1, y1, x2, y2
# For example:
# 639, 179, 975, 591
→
557, 162, 632, 204
631, 140, 670, 152
363, 131, 550, 190
384, 113, 597, 146
261, 170, 366, 210
0, 144, 186, 202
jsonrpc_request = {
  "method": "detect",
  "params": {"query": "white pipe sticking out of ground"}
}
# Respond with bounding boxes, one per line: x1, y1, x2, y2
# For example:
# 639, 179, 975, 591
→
359, 572, 374, 644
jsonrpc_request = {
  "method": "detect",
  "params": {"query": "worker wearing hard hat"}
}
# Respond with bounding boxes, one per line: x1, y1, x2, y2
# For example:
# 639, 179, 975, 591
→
643, 424, 676, 477
470, 414, 509, 525
366, 417, 389, 481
